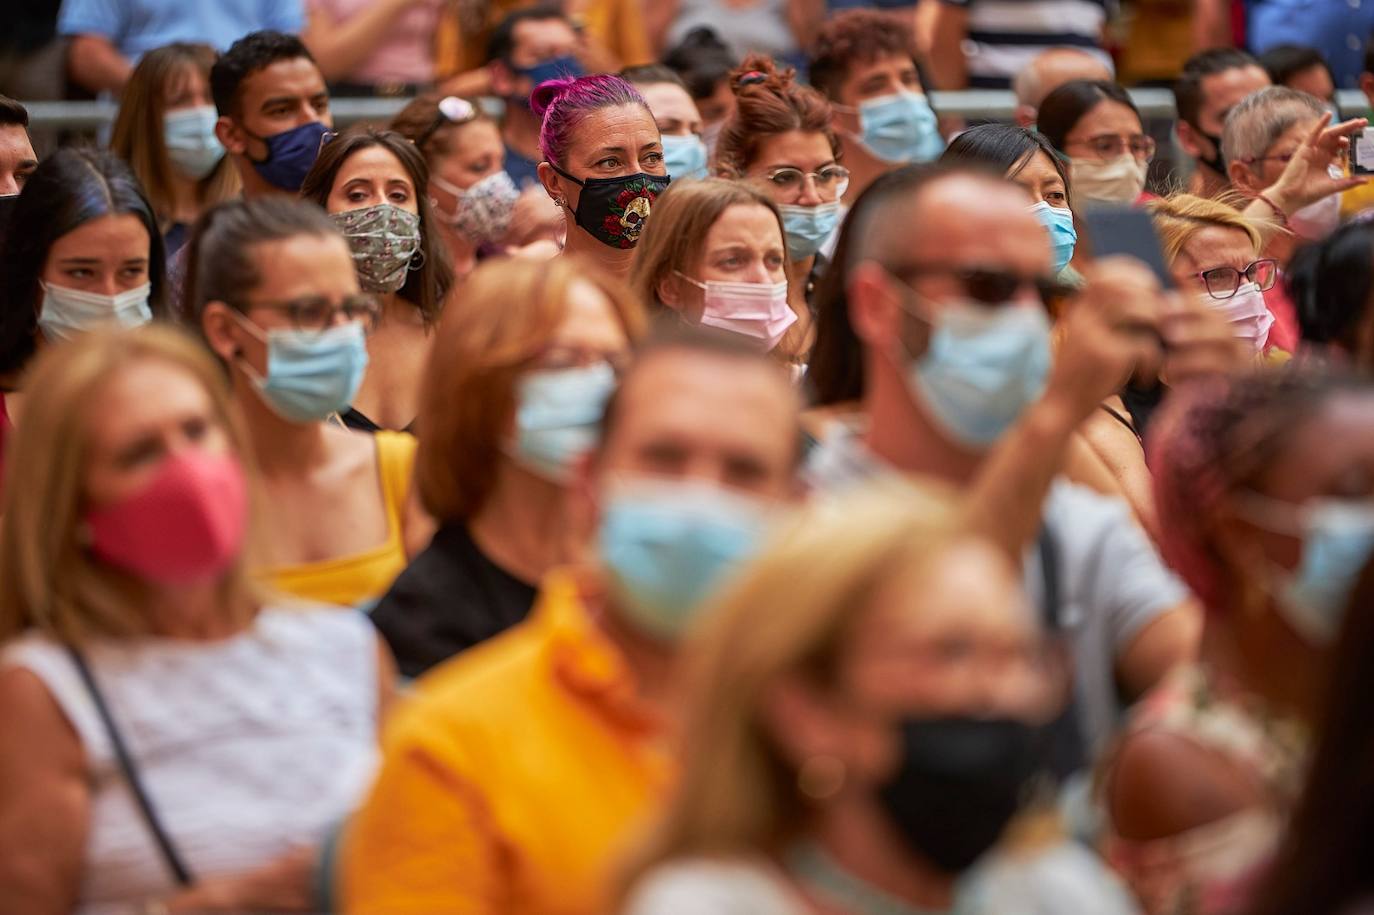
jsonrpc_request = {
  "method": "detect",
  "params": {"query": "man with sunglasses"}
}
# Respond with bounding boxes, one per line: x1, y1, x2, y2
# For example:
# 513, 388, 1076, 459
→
808, 164, 1200, 771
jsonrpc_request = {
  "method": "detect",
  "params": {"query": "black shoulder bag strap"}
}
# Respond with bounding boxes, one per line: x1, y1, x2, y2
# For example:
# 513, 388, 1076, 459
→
1036, 525, 1087, 779
66, 645, 194, 887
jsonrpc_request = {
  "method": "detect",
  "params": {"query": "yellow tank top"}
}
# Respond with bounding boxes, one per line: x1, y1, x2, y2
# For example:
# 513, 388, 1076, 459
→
264, 431, 416, 608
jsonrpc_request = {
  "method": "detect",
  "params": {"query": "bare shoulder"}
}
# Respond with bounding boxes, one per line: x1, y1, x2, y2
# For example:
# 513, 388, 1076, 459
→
0, 665, 84, 767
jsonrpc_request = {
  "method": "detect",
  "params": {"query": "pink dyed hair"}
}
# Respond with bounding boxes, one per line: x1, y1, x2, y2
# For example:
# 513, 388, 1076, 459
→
530, 73, 650, 168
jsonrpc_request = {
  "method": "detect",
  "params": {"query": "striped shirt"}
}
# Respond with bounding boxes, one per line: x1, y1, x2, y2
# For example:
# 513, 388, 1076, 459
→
943, 0, 1113, 89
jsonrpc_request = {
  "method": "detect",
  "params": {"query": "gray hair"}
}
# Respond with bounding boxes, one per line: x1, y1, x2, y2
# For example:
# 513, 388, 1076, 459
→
1221, 85, 1325, 166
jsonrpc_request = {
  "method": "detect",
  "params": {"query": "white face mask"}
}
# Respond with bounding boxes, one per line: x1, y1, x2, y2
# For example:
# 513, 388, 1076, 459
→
1289, 186, 1342, 241
39, 281, 153, 342
1070, 154, 1148, 204
1202, 281, 1273, 354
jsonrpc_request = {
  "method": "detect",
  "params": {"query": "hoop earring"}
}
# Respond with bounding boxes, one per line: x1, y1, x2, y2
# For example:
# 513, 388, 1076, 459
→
797, 755, 846, 801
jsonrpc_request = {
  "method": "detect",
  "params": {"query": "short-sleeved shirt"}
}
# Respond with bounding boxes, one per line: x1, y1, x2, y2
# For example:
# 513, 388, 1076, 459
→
1247, 0, 1374, 91
504, 144, 542, 190
805, 422, 1189, 756
59, 0, 303, 61
370, 523, 539, 679
939, 0, 1112, 89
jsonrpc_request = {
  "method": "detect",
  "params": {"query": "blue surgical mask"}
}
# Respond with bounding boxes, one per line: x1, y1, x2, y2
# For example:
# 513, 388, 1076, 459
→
39, 281, 153, 342
661, 134, 709, 181
846, 91, 943, 164
512, 362, 617, 481
1027, 201, 1077, 276
1245, 495, 1374, 644
237, 318, 369, 423
899, 292, 1052, 448
512, 55, 584, 107
779, 202, 840, 261
598, 476, 769, 641
163, 105, 225, 180
245, 120, 330, 192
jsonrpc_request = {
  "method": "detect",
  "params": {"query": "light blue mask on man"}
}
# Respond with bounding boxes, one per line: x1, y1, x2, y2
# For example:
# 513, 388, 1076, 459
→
599, 476, 770, 641
849, 91, 944, 164
1027, 201, 1077, 276
661, 134, 709, 181
899, 291, 1053, 448
1271, 498, 1374, 644
512, 362, 617, 481
779, 202, 841, 261
238, 319, 370, 423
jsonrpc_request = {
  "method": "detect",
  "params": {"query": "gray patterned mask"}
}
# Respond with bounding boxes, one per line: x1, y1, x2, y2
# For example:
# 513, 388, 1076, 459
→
331, 203, 422, 293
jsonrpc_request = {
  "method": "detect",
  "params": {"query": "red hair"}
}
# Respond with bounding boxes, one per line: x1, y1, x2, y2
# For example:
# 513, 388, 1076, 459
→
713, 54, 841, 176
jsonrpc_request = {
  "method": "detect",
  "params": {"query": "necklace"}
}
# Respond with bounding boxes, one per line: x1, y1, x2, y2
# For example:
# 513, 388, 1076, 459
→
786, 842, 953, 915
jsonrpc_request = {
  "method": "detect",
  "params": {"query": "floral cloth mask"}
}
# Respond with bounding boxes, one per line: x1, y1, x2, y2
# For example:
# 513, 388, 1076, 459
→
330, 203, 422, 293
432, 170, 520, 244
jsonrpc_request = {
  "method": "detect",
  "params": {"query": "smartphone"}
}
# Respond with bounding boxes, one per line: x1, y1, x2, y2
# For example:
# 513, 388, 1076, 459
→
1077, 203, 1175, 290
1353, 127, 1374, 176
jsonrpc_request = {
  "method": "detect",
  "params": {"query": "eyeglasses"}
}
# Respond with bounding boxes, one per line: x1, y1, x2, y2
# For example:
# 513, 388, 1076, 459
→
760, 165, 851, 201
414, 96, 481, 149
1069, 134, 1157, 163
888, 263, 1073, 308
1238, 151, 1298, 168
238, 294, 380, 336
1196, 258, 1279, 300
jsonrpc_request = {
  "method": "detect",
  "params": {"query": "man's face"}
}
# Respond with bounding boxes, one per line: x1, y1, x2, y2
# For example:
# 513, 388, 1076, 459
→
0, 123, 37, 196
217, 57, 331, 161
1285, 64, 1335, 104
1197, 65, 1272, 136
1231, 117, 1319, 195
594, 350, 799, 502
493, 18, 580, 101
838, 52, 923, 108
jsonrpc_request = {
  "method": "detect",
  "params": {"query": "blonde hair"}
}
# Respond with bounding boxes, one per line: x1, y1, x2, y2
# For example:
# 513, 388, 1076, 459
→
110, 43, 241, 231
618, 479, 966, 892
416, 255, 646, 521
630, 177, 810, 365
1147, 192, 1265, 265
0, 326, 263, 644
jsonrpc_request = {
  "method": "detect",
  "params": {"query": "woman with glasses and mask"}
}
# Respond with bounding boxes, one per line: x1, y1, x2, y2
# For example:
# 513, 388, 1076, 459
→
630, 178, 807, 367
390, 94, 564, 279
1038, 80, 1155, 208
534, 73, 671, 281
370, 256, 643, 678
715, 55, 846, 353
301, 127, 455, 434
1105, 369, 1374, 915
188, 196, 432, 609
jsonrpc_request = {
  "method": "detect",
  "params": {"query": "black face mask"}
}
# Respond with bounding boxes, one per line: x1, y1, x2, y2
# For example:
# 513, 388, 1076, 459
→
1190, 122, 1227, 177
549, 163, 670, 250
0, 193, 19, 240
877, 716, 1041, 874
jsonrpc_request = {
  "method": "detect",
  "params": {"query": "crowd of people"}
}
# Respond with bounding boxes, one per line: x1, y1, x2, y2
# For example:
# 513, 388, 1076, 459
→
1, 2, 1374, 914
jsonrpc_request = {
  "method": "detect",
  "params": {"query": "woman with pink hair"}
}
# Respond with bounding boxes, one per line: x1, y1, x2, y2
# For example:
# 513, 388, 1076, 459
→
533, 73, 670, 279
1100, 369, 1374, 915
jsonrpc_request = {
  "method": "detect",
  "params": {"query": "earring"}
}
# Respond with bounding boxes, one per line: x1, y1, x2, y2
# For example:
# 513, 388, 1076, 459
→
797, 754, 846, 801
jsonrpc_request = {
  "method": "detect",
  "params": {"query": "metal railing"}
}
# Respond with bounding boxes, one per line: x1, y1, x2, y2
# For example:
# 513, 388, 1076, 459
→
16, 88, 1371, 129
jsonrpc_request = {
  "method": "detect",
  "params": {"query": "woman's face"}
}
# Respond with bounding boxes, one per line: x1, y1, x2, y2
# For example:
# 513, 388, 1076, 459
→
42, 213, 152, 297
326, 145, 418, 216
551, 103, 664, 214
430, 119, 505, 214
530, 279, 632, 375
667, 203, 786, 323
164, 62, 213, 115
639, 81, 703, 138
1171, 225, 1260, 300
1010, 149, 1069, 209
83, 358, 231, 510
1062, 99, 1150, 165
697, 78, 736, 129
746, 130, 844, 207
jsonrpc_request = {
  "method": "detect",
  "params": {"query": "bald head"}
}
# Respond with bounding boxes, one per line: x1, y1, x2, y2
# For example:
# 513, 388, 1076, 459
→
1014, 48, 1113, 126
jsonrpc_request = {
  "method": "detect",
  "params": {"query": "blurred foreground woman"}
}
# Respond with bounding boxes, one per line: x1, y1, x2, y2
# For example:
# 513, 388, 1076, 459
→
0, 327, 393, 914
620, 481, 1135, 913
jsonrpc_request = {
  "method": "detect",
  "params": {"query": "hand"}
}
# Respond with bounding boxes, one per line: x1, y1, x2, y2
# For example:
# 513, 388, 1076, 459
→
1044, 257, 1165, 426
504, 187, 564, 247
163, 845, 316, 912
1158, 291, 1254, 386
1266, 112, 1370, 215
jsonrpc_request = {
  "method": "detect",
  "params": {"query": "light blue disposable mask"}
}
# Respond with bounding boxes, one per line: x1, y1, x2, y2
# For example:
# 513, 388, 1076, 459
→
163, 105, 225, 180
512, 362, 617, 481
779, 202, 840, 261
661, 134, 709, 181
849, 91, 943, 164
237, 318, 369, 423
599, 476, 770, 641
1027, 201, 1077, 276
1245, 494, 1374, 644
899, 292, 1053, 448
39, 281, 153, 342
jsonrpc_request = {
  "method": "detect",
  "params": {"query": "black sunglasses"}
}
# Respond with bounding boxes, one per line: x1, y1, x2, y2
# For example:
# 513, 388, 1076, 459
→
888, 263, 1073, 308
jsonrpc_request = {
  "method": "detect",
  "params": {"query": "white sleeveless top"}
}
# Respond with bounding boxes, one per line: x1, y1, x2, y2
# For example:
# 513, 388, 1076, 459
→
0, 607, 380, 914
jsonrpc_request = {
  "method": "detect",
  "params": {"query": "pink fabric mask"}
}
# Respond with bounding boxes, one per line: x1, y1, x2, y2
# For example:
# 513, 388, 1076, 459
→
675, 273, 796, 351
87, 449, 248, 585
